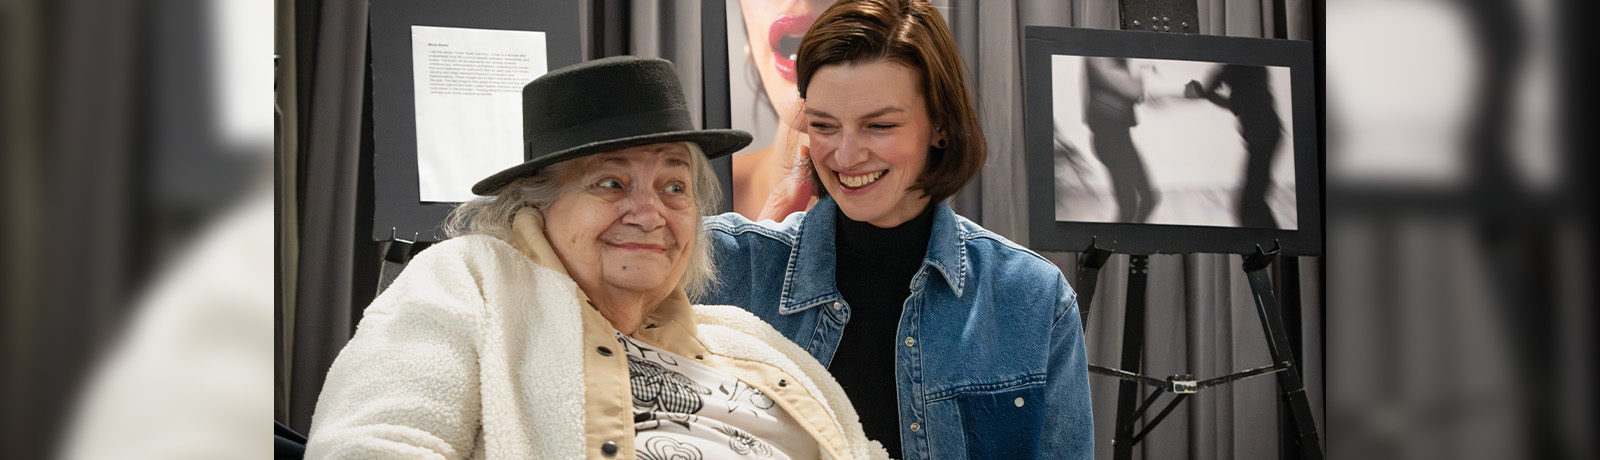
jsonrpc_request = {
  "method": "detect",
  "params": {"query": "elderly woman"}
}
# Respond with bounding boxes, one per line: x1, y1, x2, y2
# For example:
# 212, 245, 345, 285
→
305, 57, 886, 460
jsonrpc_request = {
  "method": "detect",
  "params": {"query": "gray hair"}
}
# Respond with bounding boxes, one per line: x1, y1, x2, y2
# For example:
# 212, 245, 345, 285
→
444, 142, 722, 299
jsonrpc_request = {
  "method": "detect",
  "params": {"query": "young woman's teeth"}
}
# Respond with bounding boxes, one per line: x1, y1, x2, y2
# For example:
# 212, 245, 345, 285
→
839, 171, 885, 189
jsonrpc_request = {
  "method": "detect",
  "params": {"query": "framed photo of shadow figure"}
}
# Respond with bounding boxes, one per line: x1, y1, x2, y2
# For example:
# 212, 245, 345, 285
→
1023, 26, 1322, 256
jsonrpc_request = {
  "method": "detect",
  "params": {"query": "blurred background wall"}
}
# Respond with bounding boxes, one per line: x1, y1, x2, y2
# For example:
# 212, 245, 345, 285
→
2, 0, 271, 458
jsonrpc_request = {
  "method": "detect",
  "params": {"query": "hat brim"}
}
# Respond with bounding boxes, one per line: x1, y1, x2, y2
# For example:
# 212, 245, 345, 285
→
470, 129, 753, 196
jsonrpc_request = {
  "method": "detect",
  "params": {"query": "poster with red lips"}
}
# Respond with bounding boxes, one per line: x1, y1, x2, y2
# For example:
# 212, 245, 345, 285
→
726, 0, 832, 221
766, 14, 809, 82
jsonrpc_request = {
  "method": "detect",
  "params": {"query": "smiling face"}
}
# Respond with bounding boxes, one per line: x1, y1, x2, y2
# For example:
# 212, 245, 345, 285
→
739, 0, 832, 130
542, 144, 700, 304
804, 60, 941, 227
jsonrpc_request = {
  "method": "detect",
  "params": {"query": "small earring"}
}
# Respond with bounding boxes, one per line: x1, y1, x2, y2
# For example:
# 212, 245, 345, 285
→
935, 138, 948, 149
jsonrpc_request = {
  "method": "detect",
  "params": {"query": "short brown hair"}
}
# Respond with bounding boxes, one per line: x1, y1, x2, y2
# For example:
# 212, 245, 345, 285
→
796, 0, 986, 203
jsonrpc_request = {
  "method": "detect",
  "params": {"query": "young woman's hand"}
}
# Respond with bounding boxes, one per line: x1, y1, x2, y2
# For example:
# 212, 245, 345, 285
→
756, 145, 816, 222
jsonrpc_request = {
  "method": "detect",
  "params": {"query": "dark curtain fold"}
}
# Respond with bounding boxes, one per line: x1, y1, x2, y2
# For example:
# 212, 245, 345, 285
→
0, 0, 143, 458
284, 0, 368, 433
0, 0, 256, 456
274, 0, 301, 426
0, 0, 45, 453
629, 1, 704, 126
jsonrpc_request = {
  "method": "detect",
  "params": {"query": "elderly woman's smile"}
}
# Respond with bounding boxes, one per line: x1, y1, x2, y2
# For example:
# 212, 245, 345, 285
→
542, 143, 700, 331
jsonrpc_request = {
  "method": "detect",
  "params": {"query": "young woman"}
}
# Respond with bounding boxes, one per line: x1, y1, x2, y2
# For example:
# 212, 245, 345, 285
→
704, 1, 1094, 459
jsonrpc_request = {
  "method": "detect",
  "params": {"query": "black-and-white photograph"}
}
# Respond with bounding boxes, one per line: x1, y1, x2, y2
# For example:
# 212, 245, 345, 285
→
1051, 55, 1296, 230
1023, 26, 1319, 255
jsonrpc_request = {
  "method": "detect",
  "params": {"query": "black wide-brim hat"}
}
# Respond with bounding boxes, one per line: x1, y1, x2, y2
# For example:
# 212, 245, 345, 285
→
471, 56, 752, 195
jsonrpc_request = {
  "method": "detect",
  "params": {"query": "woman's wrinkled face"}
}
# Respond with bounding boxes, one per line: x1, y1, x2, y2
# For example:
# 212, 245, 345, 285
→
804, 60, 940, 227
543, 144, 699, 300
740, 0, 832, 129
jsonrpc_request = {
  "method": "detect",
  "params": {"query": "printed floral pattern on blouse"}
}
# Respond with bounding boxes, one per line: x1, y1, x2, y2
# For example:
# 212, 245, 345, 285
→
619, 332, 819, 460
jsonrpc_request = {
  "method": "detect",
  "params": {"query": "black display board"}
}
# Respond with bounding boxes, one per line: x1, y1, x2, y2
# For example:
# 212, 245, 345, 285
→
368, 0, 582, 242
1023, 26, 1322, 256
1119, 0, 1200, 33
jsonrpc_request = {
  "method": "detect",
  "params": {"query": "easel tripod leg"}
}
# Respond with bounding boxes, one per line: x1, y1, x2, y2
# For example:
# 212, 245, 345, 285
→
1111, 255, 1149, 460
1243, 250, 1324, 460
1076, 238, 1114, 329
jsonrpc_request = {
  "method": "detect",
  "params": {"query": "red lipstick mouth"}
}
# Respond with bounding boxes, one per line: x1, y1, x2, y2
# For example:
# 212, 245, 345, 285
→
768, 14, 814, 83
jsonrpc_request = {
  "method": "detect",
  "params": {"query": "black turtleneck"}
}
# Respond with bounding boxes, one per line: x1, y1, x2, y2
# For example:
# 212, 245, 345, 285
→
831, 203, 935, 459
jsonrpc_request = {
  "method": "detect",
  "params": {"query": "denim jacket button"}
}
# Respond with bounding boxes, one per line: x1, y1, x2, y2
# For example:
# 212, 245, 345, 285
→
831, 301, 842, 311
904, 337, 916, 347
909, 422, 921, 432
1014, 397, 1025, 407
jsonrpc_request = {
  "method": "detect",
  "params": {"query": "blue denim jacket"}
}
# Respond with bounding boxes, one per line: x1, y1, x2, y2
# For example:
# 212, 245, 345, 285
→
703, 197, 1093, 460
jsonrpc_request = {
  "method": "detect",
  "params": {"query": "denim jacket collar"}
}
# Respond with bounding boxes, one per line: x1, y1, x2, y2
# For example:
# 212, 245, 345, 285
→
778, 196, 968, 315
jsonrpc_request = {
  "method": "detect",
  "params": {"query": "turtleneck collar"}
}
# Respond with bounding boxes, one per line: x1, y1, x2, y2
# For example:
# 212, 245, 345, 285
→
834, 202, 937, 263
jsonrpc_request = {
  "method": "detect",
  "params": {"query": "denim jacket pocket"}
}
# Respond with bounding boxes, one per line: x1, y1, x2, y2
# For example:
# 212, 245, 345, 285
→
957, 383, 1046, 458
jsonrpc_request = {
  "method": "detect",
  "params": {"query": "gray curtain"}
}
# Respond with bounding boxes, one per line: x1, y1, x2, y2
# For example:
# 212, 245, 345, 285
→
1, 0, 141, 457
279, 0, 370, 433
630, 1, 706, 128
6, 0, 261, 455
635, 1, 1323, 458
275, 0, 300, 426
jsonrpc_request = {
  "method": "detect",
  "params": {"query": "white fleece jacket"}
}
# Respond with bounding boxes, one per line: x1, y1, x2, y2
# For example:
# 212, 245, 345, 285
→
305, 234, 888, 460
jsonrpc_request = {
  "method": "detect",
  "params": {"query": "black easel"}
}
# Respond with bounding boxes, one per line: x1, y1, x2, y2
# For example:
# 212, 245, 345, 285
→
375, 228, 428, 297
1078, 240, 1323, 460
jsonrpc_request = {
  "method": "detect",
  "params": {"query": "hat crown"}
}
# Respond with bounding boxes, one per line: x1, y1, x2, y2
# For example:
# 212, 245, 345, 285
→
470, 56, 751, 196
521, 56, 692, 151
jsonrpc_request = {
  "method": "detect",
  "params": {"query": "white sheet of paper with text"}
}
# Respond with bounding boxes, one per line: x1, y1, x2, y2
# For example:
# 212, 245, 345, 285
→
411, 25, 547, 202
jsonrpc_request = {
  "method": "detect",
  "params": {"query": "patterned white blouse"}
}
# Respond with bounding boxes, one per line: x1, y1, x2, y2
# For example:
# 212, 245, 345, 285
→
618, 332, 821, 460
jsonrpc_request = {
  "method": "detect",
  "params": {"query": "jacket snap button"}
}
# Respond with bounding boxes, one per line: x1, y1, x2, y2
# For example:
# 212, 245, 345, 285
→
596, 346, 613, 357
778, 379, 788, 387
904, 337, 915, 347
1014, 397, 1025, 407
909, 422, 921, 432
600, 441, 618, 457
831, 302, 842, 310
